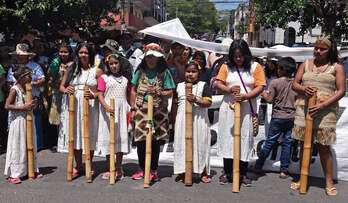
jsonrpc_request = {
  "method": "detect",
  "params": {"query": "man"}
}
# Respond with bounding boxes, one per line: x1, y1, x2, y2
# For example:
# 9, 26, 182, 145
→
119, 31, 143, 72
167, 41, 186, 84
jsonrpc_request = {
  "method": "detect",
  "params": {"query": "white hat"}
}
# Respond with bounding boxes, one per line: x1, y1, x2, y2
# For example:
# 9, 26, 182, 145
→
9, 43, 36, 56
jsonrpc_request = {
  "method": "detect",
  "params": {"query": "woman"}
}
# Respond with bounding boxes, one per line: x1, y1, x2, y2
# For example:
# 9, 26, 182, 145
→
291, 37, 346, 196
216, 39, 266, 186
60, 42, 102, 176
130, 43, 175, 182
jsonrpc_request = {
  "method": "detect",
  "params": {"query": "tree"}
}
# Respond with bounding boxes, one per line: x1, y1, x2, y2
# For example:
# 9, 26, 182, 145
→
0, 0, 119, 37
253, 0, 348, 40
167, 0, 220, 36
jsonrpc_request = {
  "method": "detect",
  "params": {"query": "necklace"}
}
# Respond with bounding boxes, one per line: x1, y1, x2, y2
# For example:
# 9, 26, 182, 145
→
313, 63, 330, 73
113, 75, 123, 84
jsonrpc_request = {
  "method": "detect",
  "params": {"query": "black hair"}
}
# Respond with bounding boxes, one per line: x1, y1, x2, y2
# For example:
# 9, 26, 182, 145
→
58, 42, 73, 63
185, 61, 200, 71
171, 42, 184, 49
72, 42, 95, 77
13, 65, 30, 81
265, 58, 278, 78
277, 57, 296, 76
327, 38, 339, 64
104, 53, 121, 76
228, 39, 252, 72
138, 56, 169, 74
192, 51, 207, 69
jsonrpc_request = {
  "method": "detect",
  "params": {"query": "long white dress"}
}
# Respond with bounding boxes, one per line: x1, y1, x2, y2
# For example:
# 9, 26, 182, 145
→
57, 94, 69, 152
217, 62, 259, 161
96, 75, 130, 156
174, 81, 211, 175
71, 67, 99, 151
4, 85, 39, 178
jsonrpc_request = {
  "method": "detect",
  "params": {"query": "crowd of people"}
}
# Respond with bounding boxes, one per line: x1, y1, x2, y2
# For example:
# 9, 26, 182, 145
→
0, 27, 346, 196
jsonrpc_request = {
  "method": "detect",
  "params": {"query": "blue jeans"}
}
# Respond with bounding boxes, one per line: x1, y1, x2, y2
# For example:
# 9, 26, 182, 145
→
255, 118, 294, 173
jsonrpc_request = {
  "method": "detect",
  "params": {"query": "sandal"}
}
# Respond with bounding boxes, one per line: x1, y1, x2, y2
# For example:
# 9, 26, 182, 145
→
8, 177, 21, 184
175, 174, 185, 182
35, 172, 44, 179
326, 187, 338, 196
290, 181, 300, 191
201, 175, 211, 183
102, 172, 110, 180
116, 169, 124, 181
73, 168, 82, 177
279, 172, 289, 179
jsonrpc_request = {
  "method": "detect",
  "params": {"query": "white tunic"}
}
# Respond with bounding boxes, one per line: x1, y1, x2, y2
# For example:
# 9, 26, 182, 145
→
71, 67, 99, 150
4, 85, 39, 178
217, 63, 259, 161
96, 75, 130, 156
174, 82, 211, 175
57, 94, 69, 152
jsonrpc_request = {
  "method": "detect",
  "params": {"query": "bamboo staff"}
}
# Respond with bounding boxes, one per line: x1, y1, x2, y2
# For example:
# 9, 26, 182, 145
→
232, 86, 241, 193
185, 83, 193, 186
299, 87, 317, 194
144, 95, 154, 188
83, 86, 92, 183
66, 94, 75, 181
109, 99, 116, 185
25, 83, 35, 180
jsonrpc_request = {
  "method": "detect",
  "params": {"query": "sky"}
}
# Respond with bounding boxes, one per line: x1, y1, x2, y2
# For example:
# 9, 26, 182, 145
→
210, 0, 247, 11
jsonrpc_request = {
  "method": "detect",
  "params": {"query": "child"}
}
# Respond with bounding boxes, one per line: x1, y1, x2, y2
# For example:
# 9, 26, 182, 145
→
174, 60, 212, 183
4, 66, 43, 184
97, 53, 130, 181
254, 57, 297, 178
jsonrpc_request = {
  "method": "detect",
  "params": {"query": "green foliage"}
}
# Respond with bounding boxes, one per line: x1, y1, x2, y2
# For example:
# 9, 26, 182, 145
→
253, 0, 348, 40
0, 0, 118, 34
235, 22, 245, 35
167, 0, 220, 36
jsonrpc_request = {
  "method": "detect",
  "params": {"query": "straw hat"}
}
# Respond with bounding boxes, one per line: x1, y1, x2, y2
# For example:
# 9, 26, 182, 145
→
9, 43, 36, 57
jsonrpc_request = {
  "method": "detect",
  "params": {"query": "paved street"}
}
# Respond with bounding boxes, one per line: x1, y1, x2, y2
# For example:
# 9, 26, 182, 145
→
0, 150, 347, 203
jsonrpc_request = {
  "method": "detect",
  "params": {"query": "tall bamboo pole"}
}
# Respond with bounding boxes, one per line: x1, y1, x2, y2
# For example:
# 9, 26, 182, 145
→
144, 95, 154, 188
299, 87, 317, 194
67, 94, 75, 181
110, 99, 116, 185
83, 86, 92, 183
185, 83, 193, 186
25, 83, 35, 180
232, 86, 241, 193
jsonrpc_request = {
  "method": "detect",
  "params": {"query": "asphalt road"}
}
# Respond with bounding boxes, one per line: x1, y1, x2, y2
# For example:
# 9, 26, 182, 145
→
0, 150, 347, 203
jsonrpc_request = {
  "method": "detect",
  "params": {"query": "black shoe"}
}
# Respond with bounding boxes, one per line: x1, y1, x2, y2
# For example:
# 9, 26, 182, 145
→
241, 175, 252, 187
219, 173, 232, 185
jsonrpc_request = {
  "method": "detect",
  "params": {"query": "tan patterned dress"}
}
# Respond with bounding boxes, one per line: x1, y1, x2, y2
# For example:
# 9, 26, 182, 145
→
292, 60, 338, 145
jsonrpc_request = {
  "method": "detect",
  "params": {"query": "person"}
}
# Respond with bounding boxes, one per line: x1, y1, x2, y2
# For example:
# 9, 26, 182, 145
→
216, 39, 266, 186
130, 43, 175, 182
182, 46, 192, 64
48, 42, 74, 149
167, 42, 186, 84
4, 66, 43, 184
174, 60, 212, 183
291, 37, 346, 196
192, 50, 212, 85
119, 31, 143, 71
0, 63, 7, 151
8, 43, 46, 150
59, 42, 103, 177
254, 57, 297, 178
97, 53, 130, 181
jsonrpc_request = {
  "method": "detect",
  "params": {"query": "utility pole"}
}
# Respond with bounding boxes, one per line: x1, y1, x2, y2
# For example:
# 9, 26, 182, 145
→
248, 0, 254, 46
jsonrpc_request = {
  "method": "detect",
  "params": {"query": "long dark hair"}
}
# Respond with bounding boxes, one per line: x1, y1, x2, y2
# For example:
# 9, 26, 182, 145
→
137, 56, 169, 74
228, 39, 252, 72
265, 58, 277, 79
327, 38, 339, 64
58, 42, 73, 63
72, 42, 95, 77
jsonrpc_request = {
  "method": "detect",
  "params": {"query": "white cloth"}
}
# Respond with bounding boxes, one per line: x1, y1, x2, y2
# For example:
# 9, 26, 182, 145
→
174, 82, 211, 175
4, 85, 39, 178
57, 94, 69, 152
70, 67, 99, 151
120, 46, 143, 72
217, 62, 259, 161
96, 75, 130, 156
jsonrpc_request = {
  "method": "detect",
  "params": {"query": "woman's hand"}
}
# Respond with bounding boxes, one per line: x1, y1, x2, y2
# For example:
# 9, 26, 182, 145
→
24, 100, 35, 111
230, 85, 241, 95
234, 93, 246, 102
187, 93, 197, 103
83, 89, 93, 99
305, 86, 315, 97
309, 103, 324, 117
148, 85, 156, 96
65, 86, 75, 95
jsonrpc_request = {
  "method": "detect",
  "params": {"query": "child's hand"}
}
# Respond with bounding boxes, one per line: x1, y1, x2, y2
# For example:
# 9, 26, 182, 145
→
187, 93, 197, 103
24, 100, 35, 111
106, 105, 114, 115
65, 86, 75, 95
229, 102, 235, 110
84, 89, 93, 99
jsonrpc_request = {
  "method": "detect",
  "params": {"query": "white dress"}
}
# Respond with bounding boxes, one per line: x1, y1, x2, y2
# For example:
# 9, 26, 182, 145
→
174, 82, 211, 175
217, 63, 259, 161
71, 67, 99, 151
4, 85, 39, 178
57, 94, 69, 152
96, 75, 130, 156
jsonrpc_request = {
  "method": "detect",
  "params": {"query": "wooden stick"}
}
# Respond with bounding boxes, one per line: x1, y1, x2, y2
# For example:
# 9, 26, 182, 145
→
144, 95, 154, 188
232, 86, 241, 193
185, 83, 193, 186
67, 94, 75, 181
109, 99, 116, 185
25, 83, 35, 180
299, 87, 317, 194
83, 86, 92, 183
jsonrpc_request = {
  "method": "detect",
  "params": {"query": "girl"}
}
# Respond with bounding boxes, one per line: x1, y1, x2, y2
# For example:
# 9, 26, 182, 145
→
291, 37, 346, 196
216, 39, 266, 186
60, 42, 102, 177
4, 66, 43, 184
130, 43, 175, 182
48, 43, 73, 150
97, 53, 130, 181
174, 60, 212, 183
